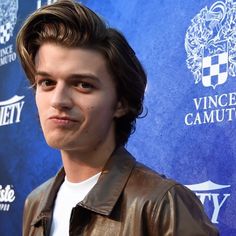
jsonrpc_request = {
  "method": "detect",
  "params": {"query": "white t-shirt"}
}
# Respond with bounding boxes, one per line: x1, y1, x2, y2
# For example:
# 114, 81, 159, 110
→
49, 172, 101, 236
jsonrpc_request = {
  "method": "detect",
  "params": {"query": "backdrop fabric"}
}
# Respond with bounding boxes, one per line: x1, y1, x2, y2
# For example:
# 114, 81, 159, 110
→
0, 0, 235, 235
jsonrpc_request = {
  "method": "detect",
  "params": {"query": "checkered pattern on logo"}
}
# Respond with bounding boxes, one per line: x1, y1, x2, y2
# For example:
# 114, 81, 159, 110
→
202, 52, 228, 88
0, 22, 11, 44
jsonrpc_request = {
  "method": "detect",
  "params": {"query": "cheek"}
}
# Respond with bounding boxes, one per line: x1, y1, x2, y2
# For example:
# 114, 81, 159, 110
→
35, 94, 41, 114
35, 93, 47, 119
86, 99, 116, 116
35, 90, 42, 108
83, 103, 113, 126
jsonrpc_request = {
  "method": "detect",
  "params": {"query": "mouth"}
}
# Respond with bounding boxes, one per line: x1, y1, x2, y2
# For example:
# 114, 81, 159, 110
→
48, 115, 78, 125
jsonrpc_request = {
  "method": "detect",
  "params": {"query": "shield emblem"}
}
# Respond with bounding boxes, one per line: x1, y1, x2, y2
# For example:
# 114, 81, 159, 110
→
0, 22, 11, 44
0, 0, 18, 45
202, 40, 228, 89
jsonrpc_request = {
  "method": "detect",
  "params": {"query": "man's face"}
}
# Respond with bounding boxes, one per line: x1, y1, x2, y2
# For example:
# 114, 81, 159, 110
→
34, 43, 125, 152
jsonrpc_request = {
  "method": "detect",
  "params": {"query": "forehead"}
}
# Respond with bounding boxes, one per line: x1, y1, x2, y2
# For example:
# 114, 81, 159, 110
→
34, 43, 111, 80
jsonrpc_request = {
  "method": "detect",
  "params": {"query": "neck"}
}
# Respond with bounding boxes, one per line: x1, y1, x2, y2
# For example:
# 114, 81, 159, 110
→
61, 142, 116, 183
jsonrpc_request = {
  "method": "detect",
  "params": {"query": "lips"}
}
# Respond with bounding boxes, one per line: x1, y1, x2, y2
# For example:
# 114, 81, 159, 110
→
49, 115, 77, 121
48, 115, 78, 125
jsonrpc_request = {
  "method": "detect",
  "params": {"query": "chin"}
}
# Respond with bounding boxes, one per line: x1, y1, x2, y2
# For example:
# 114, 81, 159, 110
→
45, 138, 66, 149
47, 142, 63, 150
46, 138, 80, 151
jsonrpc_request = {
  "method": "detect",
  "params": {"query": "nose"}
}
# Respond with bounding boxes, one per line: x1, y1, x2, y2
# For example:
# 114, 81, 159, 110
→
51, 82, 73, 110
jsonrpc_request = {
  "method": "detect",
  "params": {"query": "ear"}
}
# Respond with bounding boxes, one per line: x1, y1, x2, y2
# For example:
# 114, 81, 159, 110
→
114, 100, 128, 118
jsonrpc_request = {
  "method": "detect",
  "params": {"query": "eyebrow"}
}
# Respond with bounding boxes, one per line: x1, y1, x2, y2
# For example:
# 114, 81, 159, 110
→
35, 71, 100, 82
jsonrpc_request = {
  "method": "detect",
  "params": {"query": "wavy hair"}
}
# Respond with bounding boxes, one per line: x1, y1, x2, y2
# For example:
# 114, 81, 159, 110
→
16, 0, 147, 146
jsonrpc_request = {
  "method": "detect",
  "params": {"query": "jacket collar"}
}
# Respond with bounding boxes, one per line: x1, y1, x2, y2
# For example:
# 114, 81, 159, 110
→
79, 146, 136, 215
33, 146, 136, 225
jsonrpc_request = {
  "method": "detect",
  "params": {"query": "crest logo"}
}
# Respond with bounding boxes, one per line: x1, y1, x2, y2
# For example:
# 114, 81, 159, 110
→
0, 0, 18, 44
185, 0, 236, 89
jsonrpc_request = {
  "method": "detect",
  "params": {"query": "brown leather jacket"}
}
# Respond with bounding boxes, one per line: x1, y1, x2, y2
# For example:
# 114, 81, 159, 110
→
23, 147, 219, 236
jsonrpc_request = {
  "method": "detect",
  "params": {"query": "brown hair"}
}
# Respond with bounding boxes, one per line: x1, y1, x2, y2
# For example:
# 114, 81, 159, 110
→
16, 0, 147, 146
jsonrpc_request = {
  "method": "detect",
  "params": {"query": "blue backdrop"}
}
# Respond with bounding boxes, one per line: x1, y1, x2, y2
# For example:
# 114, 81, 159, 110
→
0, 0, 235, 235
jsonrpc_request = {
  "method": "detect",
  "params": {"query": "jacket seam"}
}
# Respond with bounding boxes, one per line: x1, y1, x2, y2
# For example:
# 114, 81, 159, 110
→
150, 182, 179, 233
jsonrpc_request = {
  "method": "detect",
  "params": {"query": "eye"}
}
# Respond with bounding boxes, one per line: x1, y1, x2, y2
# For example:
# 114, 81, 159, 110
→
36, 79, 56, 90
74, 81, 95, 92
79, 82, 93, 89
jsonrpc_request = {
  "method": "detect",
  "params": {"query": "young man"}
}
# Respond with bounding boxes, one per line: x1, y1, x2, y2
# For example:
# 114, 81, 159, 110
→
17, 0, 219, 235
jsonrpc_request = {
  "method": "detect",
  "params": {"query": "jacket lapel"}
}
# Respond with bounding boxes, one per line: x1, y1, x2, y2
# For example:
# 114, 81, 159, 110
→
79, 147, 136, 216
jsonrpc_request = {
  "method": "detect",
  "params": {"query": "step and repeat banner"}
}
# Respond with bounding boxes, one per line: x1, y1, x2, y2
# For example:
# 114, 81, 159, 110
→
0, 0, 235, 235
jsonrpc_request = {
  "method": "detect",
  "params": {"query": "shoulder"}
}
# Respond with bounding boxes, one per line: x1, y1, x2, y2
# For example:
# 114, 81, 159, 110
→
24, 176, 56, 216
124, 161, 206, 216
126, 161, 204, 207
125, 162, 219, 235
25, 168, 64, 207
26, 177, 55, 203
114, 148, 197, 204
125, 161, 179, 200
